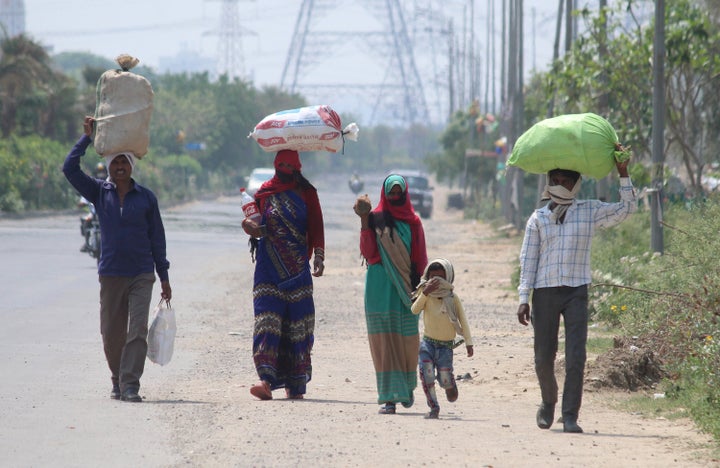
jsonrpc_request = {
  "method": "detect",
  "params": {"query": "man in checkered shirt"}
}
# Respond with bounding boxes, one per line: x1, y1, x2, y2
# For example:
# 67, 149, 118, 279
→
516, 158, 637, 434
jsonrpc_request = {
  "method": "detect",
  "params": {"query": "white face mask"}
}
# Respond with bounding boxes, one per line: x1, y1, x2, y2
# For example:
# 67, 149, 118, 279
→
542, 177, 582, 205
541, 177, 582, 224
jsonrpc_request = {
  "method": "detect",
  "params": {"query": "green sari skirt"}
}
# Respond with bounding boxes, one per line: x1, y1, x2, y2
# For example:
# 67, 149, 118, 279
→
364, 224, 419, 405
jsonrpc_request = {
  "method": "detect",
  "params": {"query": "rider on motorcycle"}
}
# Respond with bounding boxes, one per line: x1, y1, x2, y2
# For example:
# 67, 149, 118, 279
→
348, 172, 364, 194
95, 162, 108, 180
79, 162, 107, 253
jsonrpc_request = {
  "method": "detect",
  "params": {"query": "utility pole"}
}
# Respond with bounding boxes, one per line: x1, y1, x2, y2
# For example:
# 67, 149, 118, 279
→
565, 0, 573, 53
448, 19, 455, 118
500, 0, 507, 106
513, 0, 525, 229
536, 0, 565, 202
503, 0, 516, 224
651, 0, 665, 253
484, 1, 490, 114
469, 0, 476, 102
596, 0, 610, 202
459, 4, 467, 107
531, 7, 536, 71
503, 0, 522, 225
491, 0, 496, 115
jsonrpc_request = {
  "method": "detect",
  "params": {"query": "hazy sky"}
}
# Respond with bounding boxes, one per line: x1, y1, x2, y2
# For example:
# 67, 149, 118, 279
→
22, 0, 578, 123
24, 1, 568, 82
24, 1, 292, 80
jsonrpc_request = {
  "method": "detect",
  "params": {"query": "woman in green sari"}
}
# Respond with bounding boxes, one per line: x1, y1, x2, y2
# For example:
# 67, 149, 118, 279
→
355, 174, 428, 414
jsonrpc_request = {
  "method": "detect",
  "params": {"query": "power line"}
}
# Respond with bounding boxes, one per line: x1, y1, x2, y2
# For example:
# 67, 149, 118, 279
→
35, 19, 207, 37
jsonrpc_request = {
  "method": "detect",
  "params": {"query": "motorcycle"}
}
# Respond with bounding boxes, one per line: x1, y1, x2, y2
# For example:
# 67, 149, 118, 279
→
79, 198, 101, 262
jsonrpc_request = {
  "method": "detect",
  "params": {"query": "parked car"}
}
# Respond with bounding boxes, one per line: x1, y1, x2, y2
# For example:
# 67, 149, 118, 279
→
390, 169, 433, 219
245, 167, 274, 196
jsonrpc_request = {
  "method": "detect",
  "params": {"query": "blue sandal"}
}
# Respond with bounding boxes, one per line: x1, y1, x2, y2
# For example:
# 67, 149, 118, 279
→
378, 403, 396, 414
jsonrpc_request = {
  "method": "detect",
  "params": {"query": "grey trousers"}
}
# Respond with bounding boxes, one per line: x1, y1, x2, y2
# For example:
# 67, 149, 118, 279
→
531, 285, 588, 420
99, 273, 156, 393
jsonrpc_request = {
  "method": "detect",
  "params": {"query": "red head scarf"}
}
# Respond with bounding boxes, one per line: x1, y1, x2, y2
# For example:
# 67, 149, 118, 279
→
372, 174, 427, 275
254, 150, 324, 257
256, 150, 303, 200
274, 149, 302, 174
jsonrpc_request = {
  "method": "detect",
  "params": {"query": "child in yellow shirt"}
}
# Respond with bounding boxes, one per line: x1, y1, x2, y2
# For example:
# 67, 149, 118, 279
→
411, 258, 474, 419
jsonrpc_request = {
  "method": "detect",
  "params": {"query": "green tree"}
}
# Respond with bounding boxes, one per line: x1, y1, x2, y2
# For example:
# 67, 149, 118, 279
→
0, 35, 85, 141
0, 34, 54, 137
539, 0, 720, 193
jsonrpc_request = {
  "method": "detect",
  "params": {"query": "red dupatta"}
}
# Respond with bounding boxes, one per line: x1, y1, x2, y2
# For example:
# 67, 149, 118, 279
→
371, 174, 427, 275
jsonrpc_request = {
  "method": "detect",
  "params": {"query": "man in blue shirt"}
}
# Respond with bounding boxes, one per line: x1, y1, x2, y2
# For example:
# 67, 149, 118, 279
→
63, 116, 172, 403
517, 159, 637, 433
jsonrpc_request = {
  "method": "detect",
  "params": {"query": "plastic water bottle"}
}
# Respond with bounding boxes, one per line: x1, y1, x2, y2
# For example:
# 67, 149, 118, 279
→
240, 188, 261, 224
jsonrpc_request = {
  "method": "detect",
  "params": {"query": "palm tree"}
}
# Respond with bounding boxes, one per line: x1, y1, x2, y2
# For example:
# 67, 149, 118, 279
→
0, 33, 76, 138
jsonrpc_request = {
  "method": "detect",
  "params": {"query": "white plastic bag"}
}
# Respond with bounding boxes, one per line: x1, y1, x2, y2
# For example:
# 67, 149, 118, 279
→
147, 300, 176, 366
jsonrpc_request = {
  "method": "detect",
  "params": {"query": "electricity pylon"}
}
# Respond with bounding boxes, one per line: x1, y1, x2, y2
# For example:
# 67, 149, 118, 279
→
281, 0, 429, 126
207, 0, 253, 80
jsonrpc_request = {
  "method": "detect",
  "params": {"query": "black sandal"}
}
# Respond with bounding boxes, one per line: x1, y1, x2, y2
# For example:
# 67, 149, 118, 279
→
378, 403, 396, 414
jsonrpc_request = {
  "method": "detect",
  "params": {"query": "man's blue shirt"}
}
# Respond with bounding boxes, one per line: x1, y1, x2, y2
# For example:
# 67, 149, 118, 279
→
63, 135, 170, 282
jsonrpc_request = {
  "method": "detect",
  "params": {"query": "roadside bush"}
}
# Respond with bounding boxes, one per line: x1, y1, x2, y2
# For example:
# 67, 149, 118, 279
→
591, 196, 720, 441
0, 189, 25, 212
138, 153, 203, 203
0, 135, 75, 213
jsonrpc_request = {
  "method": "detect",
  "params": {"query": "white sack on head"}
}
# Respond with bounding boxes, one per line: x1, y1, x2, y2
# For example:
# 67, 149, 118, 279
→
248, 104, 359, 153
94, 54, 154, 159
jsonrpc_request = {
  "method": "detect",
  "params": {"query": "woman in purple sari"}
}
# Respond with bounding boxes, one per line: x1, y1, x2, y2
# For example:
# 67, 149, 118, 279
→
241, 150, 325, 400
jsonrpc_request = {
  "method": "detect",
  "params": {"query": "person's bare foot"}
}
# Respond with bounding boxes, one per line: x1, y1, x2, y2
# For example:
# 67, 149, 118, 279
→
250, 381, 272, 400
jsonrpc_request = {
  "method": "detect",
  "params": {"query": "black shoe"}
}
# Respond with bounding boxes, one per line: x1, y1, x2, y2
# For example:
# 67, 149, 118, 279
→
424, 407, 440, 419
446, 385, 458, 402
563, 419, 583, 433
121, 389, 142, 403
536, 402, 555, 429
110, 384, 121, 400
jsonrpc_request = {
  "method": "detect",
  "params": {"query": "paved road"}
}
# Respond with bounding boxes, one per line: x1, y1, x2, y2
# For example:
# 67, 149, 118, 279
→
0, 174, 368, 467
3, 175, 714, 467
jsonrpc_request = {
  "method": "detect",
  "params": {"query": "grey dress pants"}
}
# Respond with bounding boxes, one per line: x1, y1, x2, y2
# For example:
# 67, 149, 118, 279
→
530, 285, 588, 421
99, 273, 156, 392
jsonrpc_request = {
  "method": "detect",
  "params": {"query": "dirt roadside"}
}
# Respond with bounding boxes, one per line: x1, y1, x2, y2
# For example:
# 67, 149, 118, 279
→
146, 185, 718, 468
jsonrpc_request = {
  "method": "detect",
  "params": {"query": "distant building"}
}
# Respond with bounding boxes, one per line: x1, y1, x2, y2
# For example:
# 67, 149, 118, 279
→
158, 45, 216, 76
0, 0, 25, 38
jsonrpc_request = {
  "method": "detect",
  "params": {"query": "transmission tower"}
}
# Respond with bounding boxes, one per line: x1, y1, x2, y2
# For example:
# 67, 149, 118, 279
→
405, 0, 456, 121
206, 0, 252, 80
281, 0, 429, 126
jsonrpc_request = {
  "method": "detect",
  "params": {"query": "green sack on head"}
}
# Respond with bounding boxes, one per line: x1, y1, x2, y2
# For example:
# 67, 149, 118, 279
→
507, 113, 630, 179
